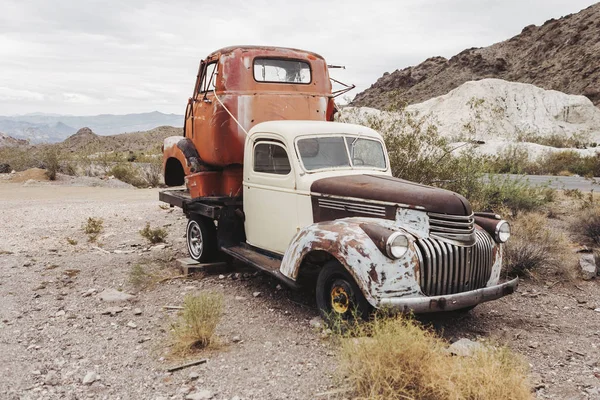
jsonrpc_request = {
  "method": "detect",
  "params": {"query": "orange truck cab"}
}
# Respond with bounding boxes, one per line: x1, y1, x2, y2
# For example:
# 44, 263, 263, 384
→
162, 46, 338, 197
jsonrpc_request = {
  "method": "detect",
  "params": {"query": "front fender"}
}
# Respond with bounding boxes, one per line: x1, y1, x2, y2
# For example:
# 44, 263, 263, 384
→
162, 136, 195, 177
280, 217, 422, 307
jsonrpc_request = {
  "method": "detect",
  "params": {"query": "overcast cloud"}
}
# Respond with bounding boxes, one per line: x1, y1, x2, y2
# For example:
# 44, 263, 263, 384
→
0, 0, 597, 115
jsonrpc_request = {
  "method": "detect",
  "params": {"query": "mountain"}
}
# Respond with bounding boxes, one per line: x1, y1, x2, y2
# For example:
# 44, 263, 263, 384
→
59, 126, 181, 153
0, 133, 29, 148
0, 111, 184, 144
352, 3, 600, 110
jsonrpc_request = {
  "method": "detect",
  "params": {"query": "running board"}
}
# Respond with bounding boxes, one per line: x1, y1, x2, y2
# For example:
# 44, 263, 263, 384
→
220, 245, 301, 290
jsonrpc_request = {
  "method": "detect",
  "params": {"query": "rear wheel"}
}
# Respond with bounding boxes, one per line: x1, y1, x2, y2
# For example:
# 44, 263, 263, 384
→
316, 261, 372, 320
186, 215, 217, 262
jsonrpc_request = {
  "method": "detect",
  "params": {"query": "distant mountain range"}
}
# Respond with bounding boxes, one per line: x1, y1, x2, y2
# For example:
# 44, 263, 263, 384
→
0, 111, 184, 143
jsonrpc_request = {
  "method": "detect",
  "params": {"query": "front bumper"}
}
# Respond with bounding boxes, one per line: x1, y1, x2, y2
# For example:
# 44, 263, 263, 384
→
378, 277, 519, 313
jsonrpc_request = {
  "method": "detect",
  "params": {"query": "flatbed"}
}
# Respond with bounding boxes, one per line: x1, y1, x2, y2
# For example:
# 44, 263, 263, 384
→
159, 189, 241, 220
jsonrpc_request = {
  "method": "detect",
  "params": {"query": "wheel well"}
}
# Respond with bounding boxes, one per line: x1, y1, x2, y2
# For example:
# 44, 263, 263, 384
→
296, 250, 336, 288
164, 157, 185, 186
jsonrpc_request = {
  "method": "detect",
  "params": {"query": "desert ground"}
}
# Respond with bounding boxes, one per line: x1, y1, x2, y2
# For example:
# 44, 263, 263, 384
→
1, 176, 599, 400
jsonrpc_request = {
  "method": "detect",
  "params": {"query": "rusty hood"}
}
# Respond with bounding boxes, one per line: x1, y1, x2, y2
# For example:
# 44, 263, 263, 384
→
311, 174, 472, 216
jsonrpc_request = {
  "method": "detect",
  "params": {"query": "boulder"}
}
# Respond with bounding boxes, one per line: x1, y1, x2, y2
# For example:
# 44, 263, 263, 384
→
580, 253, 597, 280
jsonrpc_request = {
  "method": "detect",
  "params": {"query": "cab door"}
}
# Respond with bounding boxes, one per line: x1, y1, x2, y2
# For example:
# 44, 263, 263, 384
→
244, 139, 298, 255
188, 60, 218, 140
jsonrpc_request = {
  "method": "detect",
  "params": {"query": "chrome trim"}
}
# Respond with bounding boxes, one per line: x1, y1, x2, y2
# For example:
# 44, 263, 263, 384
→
494, 220, 510, 243
385, 232, 408, 259
428, 212, 476, 246
416, 230, 495, 296
378, 278, 519, 313
318, 198, 386, 217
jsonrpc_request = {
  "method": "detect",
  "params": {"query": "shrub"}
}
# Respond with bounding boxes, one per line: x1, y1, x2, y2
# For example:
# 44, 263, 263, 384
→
504, 213, 576, 279
143, 157, 163, 187
129, 263, 151, 288
83, 217, 104, 242
486, 145, 534, 174
109, 163, 146, 187
571, 207, 600, 246
66, 238, 78, 245
41, 147, 62, 180
338, 315, 531, 400
472, 175, 555, 215
139, 223, 168, 244
171, 292, 223, 354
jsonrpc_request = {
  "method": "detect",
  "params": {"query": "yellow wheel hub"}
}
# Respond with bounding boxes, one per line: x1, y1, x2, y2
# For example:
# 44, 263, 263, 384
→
331, 286, 350, 314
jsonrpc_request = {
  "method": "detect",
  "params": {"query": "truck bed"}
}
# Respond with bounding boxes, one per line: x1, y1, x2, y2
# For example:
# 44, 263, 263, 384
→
159, 189, 241, 219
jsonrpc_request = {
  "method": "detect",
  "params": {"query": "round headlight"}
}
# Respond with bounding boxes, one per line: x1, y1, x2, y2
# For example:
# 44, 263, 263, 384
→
386, 232, 409, 259
495, 220, 511, 243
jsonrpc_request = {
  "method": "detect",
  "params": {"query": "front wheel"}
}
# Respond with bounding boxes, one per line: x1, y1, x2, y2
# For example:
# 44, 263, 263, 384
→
186, 216, 217, 262
316, 261, 372, 320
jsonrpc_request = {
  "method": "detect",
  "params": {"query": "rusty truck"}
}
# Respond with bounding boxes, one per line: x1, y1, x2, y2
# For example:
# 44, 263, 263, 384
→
160, 45, 517, 319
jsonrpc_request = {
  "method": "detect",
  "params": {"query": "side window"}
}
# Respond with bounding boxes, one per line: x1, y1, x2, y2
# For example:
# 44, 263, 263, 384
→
199, 62, 217, 93
254, 142, 291, 175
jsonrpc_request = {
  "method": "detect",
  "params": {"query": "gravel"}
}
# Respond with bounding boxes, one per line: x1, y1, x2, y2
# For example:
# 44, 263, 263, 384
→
1, 178, 599, 399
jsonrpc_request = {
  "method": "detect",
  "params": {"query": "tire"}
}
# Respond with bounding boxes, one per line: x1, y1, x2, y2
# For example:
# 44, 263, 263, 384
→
186, 215, 217, 263
316, 260, 372, 320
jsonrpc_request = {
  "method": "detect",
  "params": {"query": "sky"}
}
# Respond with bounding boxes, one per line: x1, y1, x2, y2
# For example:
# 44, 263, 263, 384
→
0, 0, 598, 116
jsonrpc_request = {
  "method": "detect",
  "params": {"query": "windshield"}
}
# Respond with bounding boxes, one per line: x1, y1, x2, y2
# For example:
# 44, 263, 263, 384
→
296, 135, 386, 171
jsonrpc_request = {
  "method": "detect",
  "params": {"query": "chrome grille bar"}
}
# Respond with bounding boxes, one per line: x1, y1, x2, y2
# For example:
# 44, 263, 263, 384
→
318, 198, 386, 217
416, 230, 495, 296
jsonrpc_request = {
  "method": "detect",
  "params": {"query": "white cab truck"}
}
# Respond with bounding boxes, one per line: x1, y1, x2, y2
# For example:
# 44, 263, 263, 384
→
160, 120, 517, 318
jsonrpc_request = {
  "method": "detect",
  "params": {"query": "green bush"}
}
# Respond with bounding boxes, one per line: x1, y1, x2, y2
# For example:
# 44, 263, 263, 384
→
139, 222, 168, 244
471, 175, 555, 215
109, 163, 146, 187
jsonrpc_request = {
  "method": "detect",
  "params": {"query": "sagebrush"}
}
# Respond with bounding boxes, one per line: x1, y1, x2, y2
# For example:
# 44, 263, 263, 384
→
504, 213, 576, 279
83, 217, 104, 242
338, 315, 532, 400
171, 292, 223, 355
139, 223, 168, 244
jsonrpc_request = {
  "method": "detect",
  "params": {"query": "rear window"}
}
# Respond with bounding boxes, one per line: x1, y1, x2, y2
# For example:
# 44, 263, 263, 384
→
253, 58, 311, 84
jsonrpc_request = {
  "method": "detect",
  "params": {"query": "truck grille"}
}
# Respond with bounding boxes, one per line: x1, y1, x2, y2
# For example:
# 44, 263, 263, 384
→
317, 198, 386, 217
414, 230, 495, 296
428, 212, 476, 245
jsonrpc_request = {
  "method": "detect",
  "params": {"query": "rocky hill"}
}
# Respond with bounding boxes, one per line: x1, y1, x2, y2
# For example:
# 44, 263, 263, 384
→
0, 133, 29, 148
352, 3, 600, 110
341, 79, 600, 158
59, 126, 181, 154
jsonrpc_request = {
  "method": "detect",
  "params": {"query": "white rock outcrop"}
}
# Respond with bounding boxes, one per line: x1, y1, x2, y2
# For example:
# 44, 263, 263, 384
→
342, 79, 600, 150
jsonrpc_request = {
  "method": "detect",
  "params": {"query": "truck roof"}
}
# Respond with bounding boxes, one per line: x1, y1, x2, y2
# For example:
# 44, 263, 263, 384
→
248, 120, 383, 141
208, 45, 326, 60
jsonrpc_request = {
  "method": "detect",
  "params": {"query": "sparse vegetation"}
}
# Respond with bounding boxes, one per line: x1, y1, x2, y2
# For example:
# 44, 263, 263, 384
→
83, 217, 104, 242
129, 263, 152, 289
504, 213, 576, 279
139, 223, 168, 244
171, 292, 223, 355
41, 147, 61, 180
571, 207, 600, 246
486, 146, 600, 178
66, 238, 78, 245
109, 163, 146, 187
337, 314, 532, 400
340, 108, 555, 214
472, 175, 555, 215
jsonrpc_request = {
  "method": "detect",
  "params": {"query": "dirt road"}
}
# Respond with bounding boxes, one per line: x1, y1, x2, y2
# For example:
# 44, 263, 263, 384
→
1, 180, 599, 399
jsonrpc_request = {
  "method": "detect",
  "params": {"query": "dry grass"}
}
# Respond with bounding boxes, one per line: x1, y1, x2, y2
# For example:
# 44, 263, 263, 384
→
337, 315, 532, 400
504, 212, 577, 279
571, 206, 600, 246
139, 222, 168, 244
83, 217, 104, 242
171, 292, 223, 355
